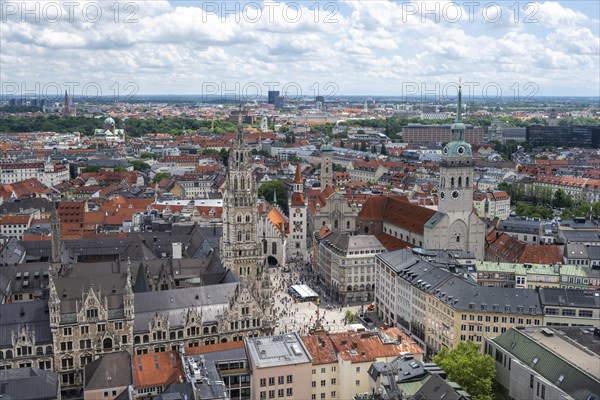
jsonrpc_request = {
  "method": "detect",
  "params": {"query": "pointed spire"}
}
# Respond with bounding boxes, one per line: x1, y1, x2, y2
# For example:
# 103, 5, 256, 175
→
294, 164, 302, 184
273, 190, 277, 205
237, 104, 243, 142
456, 78, 462, 123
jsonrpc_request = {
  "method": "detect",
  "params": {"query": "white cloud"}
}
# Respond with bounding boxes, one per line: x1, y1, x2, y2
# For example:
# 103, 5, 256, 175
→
0, 0, 598, 96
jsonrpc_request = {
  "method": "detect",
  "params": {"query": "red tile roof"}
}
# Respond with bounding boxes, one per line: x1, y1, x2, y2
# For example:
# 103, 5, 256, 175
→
132, 350, 183, 389
519, 245, 563, 265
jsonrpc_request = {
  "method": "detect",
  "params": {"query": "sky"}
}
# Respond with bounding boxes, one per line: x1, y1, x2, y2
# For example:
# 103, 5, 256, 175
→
1, 0, 599, 101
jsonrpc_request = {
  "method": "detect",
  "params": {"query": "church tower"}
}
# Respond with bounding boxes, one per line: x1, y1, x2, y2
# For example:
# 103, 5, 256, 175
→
220, 109, 273, 334
287, 164, 307, 258
320, 136, 333, 189
438, 81, 473, 214
431, 81, 485, 259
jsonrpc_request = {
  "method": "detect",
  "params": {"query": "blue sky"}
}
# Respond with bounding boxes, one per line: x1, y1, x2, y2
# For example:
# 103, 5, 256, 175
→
1, 1, 598, 99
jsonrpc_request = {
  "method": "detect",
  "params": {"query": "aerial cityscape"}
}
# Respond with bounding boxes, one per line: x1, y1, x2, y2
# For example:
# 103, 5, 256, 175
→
0, 1, 599, 400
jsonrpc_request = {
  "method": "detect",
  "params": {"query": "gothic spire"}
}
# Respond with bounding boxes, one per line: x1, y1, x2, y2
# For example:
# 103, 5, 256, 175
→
237, 104, 243, 142
50, 204, 62, 273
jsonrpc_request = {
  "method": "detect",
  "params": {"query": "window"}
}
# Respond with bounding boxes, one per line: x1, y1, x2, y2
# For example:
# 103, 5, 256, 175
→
260, 391, 266, 400
356, 380, 360, 386
278, 376, 284, 385
260, 378, 266, 387
278, 389, 284, 398
312, 369, 316, 375
80, 326, 89, 335
356, 367, 360, 373
562, 309, 576, 316
331, 392, 336, 398
530, 375, 534, 389
321, 367, 326, 373
579, 310, 593, 318
97, 324, 106, 332
86, 309, 98, 319
269, 377, 275, 386
321, 380, 326, 387
286, 388, 292, 397
269, 390, 275, 399
321, 394, 326, 399
331, 378, 336, 385
63, 327, 72, 336
312, 381, 316, 388
286, 375, 293, 384
541, 385, 545, 399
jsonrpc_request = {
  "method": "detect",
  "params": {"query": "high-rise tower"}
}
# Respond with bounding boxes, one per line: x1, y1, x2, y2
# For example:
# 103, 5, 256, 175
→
220, 109, 273, 334
50, 205, 62, 273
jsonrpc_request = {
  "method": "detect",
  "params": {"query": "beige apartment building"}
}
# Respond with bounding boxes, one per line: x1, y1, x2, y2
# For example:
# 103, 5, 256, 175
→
245, 333, 312, 400
301, 328, 423, 400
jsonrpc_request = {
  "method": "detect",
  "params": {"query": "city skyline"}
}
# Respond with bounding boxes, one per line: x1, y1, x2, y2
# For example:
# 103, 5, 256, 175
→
1, 1, 599, 98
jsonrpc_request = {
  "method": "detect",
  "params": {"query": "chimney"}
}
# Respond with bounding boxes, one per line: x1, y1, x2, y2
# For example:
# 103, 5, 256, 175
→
352, 341, 357, 349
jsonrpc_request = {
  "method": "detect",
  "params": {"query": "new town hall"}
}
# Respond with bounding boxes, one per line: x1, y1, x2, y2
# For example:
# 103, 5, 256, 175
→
0, 121, 280, 392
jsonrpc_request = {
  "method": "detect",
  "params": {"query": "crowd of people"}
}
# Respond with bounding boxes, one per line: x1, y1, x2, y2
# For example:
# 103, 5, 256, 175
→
269, 256, 359, 335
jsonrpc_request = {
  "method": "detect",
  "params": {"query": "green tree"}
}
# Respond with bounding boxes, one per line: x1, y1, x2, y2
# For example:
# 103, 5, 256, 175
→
219, 148, 229, 166
258, 181, 288, 214
360, 141, 367, 152
340, 140, 345, 148
380, 143, 387, 155
128, 160, 150, 171
113, 166, 128, 172
552, 189, 572, 209
432, 341, 495, 400
152, 172, 171, 184
82, 166, 100, 173
353, 142, 359, 151
140, 152, 159, 160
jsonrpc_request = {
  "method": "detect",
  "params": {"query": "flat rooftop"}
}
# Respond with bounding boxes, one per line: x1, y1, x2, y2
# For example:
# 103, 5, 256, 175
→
522, 326, 600, 380
245, 332, 311, 369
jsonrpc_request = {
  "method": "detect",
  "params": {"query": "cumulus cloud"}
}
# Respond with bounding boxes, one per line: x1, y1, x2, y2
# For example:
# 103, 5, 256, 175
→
0, 0, 598, 96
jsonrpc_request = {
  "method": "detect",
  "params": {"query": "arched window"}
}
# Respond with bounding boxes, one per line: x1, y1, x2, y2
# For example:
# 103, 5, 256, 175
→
466, 176, 469, 187
458, 176, 462, 187
241, 179, 245, 190
451, 177, 455, 188
364, 227, 369, 234
272, 242, 277, 255
143, 335, 149, 343
6, 350, 13, 359
203, 327, 209, 335
334, 220, 338, 229
45, 346, 53, 354
246, 215, 251, 223
170, 332, 176, 340
237, 231, 242, 241
237, 214, 242, 223
246, 233, 250, 241
103, 338, 112, 350
211, 326, 217, 334
347, 221, 351, 229
456, 235, 460, 243
234, 178, 238, 191
263, 241, 267, 254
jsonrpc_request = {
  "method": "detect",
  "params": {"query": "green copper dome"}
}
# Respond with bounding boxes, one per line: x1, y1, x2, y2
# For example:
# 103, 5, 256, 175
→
443, 81, 472, 158
321, 136, 333, 152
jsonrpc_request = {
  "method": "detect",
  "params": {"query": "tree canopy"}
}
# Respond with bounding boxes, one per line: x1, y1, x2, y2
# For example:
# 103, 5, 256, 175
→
432, 341, 495, 400
152, 172, 171, 183
258, 180, 288, 214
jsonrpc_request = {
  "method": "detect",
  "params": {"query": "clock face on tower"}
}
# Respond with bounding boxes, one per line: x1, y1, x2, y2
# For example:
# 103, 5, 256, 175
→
443, 146, 449, 155
451, 190, 460, 200
457, 146, 465, 155
295, 208, 301, 214
439, 191, 445, 200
